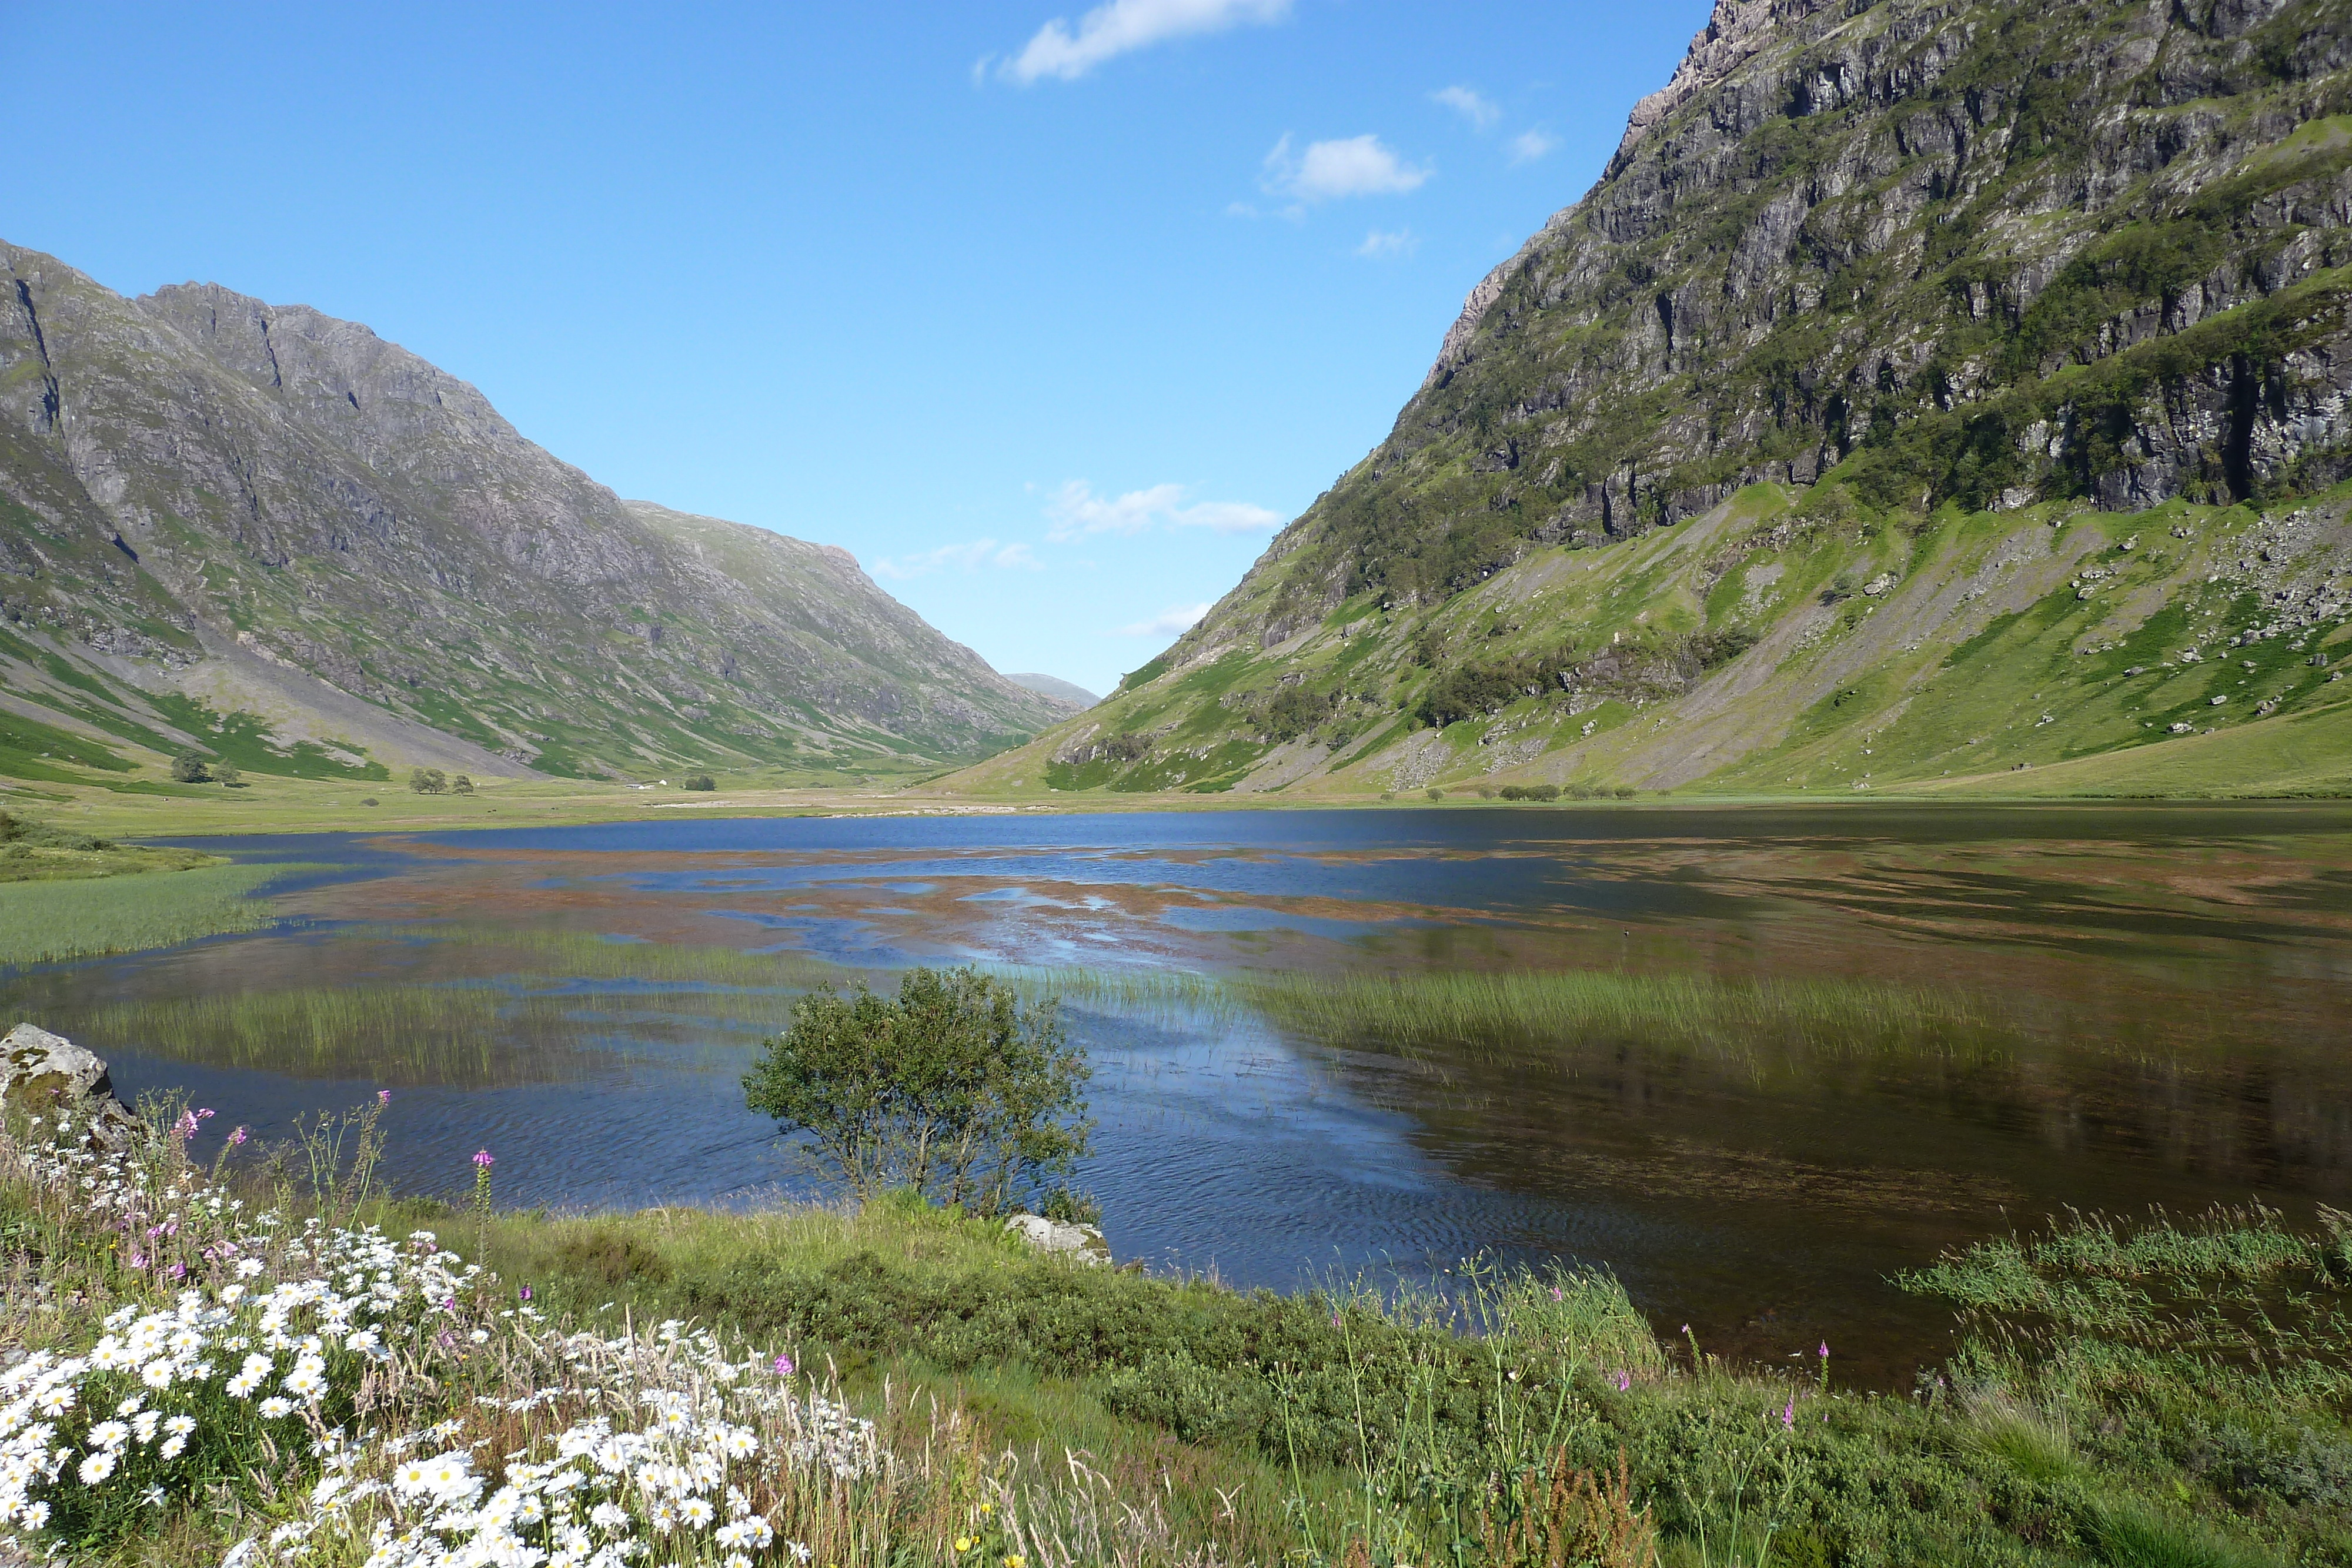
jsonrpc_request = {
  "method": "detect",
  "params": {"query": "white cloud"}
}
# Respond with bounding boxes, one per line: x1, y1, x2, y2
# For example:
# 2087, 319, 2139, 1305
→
1356, 228, 1417, 259
1262, 133, 1430, 202
1172, 499, 1283, 534
1118, 602, 1211, 637
1432, 85, 1499, 131
1044, 480, 1282, 541
1001, 0, 1288, 85
1044, 480, 1188, 540
1508, 128, 1560, 164
868, 538, 1040, 579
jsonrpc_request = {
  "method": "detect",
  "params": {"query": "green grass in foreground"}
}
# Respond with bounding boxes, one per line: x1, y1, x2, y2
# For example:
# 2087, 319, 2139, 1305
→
0, 860, 312, 967
9, 1085, 2352, 1565
447, 1190, 2352, 1567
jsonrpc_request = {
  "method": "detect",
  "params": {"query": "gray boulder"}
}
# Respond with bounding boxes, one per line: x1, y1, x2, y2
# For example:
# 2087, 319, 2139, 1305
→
1004, 1212, 1110, 1265
1, 1022, 142, 1150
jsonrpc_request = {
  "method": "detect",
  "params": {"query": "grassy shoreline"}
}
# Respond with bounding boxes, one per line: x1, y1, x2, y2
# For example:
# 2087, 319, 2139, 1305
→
4, 1093, 2348, 1566
5, 757, 2349, 845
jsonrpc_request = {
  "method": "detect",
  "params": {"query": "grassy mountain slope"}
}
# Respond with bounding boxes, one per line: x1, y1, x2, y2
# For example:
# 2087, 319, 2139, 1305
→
0, 247, 1068, 792
952, 0, 2352, 802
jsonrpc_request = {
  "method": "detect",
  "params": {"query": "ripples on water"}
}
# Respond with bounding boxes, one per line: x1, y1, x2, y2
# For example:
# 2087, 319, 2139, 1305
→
6, 802, 2350, 1385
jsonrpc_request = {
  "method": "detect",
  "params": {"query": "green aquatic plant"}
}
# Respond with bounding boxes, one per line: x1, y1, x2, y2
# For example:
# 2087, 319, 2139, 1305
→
67, 985, 594, 1088
0, 860, 309, 965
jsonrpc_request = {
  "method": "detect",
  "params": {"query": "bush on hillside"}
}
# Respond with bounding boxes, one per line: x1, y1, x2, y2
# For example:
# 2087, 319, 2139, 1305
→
408, 767, 448, 794
681, 774, 716, 791
169, 752, 212, 784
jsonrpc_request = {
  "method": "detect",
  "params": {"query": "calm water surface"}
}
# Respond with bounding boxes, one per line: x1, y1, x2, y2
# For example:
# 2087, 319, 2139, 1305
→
8, 803, 2350, 1385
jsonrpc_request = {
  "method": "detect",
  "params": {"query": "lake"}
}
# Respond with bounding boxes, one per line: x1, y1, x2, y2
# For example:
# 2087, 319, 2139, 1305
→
7, 802, 2349, 1388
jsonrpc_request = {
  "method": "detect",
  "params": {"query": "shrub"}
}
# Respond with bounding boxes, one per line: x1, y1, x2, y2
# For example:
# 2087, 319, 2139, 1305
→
169, 753, 211, 784
1260, 684, 1338, 743
1498, 784, 1562, 802
212, 762, 242, 787
680, 774, 716, 791
407, 767, 447, 794
450, 774, 475, 795
743, 965, 1091, 1213
1426, 788, 1445, 801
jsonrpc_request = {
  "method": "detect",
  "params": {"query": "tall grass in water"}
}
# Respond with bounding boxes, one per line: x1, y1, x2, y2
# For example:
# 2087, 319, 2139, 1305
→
71, 984, 596, 1086
384, 922, 860, 989
1244, 970, 1996, 1062
997, 962, 2002, 1068
0, 860, 307, 967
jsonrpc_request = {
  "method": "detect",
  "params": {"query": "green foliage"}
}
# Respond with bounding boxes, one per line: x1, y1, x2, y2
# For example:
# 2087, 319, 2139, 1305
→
742, 965, 1091, 1213
0, 860, 302, 965
1118, 656, 1171, 692
678, 773, 714, 791
1496, 784, 1561, 801
450, 773, 474, 794
1258, 683, 1337, 742
407, 767, 448, 794
169, 752, 212, 784
143, 694, 387, 782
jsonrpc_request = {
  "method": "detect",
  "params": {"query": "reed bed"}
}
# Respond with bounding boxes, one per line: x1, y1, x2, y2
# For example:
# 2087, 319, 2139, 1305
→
382, 923, 860, 989
993, 962, 2006, 1068
0, 860, 306, 967
1242, 969, 2000, 1062
70, 984, 600, 1086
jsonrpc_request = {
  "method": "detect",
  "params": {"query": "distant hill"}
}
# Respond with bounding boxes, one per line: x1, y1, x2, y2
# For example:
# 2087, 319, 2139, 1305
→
1004, 674, 1098, 709
0, 243, 1063, 788
951, 0, 2352, 801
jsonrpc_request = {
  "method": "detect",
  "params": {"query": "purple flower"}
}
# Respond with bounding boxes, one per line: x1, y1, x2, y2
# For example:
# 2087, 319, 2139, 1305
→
519, 1286, 531, 1302
774, 1354, 796, 1377
378, 1089, 392, 1106
1613, 1370, 1631, 1392
1819, 1342, 1830, 1358
1549, 1286, 1562, 1301
169, 1262, 187, 1280
1782, 1398, 1795, 1430
128, 1253, 146, 1269
227, 1127, 248, 1148
473, 1149, 495, 1169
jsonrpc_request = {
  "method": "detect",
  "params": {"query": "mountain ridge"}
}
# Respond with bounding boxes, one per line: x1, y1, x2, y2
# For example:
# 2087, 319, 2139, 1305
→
946, 0, 2352, 802
0, 245, 1068, 790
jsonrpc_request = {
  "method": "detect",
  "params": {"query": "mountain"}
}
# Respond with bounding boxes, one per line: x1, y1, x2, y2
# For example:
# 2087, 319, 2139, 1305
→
1004, 674, 1100, 708
953, 0, 2352, 801
0, 243, 1065, 790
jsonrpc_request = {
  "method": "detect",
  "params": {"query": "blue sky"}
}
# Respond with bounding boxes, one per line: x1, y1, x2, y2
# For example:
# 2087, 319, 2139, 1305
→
16, 0, 1708, 697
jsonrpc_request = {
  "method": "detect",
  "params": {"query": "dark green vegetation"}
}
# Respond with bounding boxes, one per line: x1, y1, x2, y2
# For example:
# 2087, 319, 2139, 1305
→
961, 1, 2352, 803
475, 1186, 2352, 1566
744, 965, 1092, 1212
0, 259, 1069, 795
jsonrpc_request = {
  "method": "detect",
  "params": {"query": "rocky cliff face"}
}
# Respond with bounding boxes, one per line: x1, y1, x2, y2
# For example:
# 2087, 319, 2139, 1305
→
953, 0, 2352, 800
0, 248, 1066, 783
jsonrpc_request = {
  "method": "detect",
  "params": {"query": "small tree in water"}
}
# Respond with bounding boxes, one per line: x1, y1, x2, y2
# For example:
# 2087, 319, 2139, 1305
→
743, 965, 1090, 1213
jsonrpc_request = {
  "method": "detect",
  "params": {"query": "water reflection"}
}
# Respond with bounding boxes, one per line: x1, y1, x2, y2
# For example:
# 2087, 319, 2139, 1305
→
2, 802, 2345, 1386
